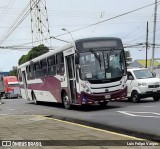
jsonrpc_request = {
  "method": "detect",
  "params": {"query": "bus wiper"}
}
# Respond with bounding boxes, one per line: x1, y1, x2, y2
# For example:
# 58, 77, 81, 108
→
89, 49, 101, 68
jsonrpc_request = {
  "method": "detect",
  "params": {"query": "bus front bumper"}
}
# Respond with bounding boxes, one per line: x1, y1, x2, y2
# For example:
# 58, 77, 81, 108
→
81, 87, 127, 105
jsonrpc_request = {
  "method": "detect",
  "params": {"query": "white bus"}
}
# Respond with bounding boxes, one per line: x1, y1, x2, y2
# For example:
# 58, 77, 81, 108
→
18, 37, 127, 109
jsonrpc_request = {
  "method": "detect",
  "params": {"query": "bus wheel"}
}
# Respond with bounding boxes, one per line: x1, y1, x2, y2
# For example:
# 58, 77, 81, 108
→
32, 92, 38, 105
153, 96, 160, 101
99, 101, 108, 108
63, 92, 71, 109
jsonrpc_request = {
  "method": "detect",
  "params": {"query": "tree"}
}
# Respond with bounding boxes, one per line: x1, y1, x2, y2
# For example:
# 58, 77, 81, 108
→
125, 50, 132, 67
18, 44, 49, 65
9, 66, 18, 76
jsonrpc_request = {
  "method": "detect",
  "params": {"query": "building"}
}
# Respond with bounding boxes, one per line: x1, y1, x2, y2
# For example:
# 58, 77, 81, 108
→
128, 59, 160, 68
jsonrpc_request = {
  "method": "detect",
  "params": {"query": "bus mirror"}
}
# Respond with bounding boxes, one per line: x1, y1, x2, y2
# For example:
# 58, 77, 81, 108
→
75, 53, 79, 64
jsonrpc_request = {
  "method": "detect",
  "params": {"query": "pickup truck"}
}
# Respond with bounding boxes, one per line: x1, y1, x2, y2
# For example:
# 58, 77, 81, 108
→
127, 68, 160, 103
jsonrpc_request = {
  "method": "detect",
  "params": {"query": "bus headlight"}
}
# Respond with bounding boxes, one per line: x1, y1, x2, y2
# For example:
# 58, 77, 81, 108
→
81, 83, 91, 93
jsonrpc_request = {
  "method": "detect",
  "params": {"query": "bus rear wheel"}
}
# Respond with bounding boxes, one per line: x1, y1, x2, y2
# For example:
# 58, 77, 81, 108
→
62, 92, 71, 109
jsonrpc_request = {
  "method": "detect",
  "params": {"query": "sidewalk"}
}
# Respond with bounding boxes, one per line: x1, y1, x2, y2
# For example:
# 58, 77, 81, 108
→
0, 115, 158, 149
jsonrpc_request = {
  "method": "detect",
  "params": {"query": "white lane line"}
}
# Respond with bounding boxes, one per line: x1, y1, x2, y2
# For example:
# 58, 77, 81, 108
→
117, 111, 160, 118
142, 106, 156, 107
9, 109, 15, 111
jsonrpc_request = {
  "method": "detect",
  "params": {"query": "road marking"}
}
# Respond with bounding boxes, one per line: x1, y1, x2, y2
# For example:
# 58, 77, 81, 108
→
43, 116, 143, 140
142, 106, 156, 108
117, 111, 160, 118
9, 109, 15, 111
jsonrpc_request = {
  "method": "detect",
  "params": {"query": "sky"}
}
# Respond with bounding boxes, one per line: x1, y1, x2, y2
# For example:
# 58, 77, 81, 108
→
0, 0, 160, 71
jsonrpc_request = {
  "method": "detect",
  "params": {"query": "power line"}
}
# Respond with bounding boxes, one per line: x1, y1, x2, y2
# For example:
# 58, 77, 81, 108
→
0, 0, 16, 22
125, 27, 160, 44
124, 2, 160, 44
0, 2, 30, 45
3, 1, 160, 48
54, 1, 160, 38
0, 0, 41, 46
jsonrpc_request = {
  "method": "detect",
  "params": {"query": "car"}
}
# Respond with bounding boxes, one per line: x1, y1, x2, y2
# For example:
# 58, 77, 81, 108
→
127, 68, 160, 103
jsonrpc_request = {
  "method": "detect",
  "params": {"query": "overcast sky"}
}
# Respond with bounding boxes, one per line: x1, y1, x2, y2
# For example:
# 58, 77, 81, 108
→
0, 0, 159, 71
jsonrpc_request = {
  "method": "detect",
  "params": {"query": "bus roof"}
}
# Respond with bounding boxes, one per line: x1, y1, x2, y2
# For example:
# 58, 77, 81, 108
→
18, 42, 74, 68
18, 37, 123, 69
75, 37, 122, 43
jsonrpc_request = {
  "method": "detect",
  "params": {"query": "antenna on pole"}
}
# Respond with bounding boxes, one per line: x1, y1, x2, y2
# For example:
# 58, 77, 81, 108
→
30, 0, 51, 47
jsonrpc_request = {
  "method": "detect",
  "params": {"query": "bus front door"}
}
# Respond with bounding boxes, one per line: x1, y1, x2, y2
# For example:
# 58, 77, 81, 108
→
66, 55, 77, 103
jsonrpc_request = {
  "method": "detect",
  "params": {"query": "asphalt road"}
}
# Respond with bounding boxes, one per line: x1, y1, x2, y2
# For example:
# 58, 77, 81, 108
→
0, 97, 160, 140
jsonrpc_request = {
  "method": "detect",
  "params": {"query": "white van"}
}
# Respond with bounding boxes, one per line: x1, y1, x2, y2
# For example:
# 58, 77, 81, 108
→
127, 68, 160, 103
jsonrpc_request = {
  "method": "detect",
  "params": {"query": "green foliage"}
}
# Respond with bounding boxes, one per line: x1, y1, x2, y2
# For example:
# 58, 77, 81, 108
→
18, 55, 27, 65
18, 44, 49, 65
9, 66, 17, 76
125, 50, 132, 66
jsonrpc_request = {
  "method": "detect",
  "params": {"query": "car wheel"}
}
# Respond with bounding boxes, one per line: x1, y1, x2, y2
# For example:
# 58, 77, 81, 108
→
63, 92, 71, 109
131, 91, 140, 103
153, 96, 160, 101
8, 94, 11, 99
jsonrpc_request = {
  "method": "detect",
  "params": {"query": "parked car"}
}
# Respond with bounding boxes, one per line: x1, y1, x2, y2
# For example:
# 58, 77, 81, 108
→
127, 68, 160, 103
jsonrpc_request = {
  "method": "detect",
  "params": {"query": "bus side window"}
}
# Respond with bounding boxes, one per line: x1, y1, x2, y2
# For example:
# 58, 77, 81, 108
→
18, 69, 22, 82
40, 59, 48, 77
26, 66, 30, 80
29, 65, 35, 80
48, 55, 56, 76
34, 61, 41, 78
56, 52, 64, 75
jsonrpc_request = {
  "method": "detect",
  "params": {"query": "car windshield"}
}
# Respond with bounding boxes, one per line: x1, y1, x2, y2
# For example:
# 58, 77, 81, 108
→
79, 49, 126, 80
133, 69, 155, 79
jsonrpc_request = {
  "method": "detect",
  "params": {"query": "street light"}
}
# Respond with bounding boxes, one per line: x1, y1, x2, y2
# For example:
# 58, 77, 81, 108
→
62, 28, 74, 42
50, 36, 69, 43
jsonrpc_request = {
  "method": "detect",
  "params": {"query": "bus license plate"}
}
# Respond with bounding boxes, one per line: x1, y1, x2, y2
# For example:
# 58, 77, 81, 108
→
105, 95, 110, 99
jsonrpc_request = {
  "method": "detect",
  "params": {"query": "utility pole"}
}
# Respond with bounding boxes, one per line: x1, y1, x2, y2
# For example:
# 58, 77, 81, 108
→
146, 22, 148, 68
151, 0, 157, 72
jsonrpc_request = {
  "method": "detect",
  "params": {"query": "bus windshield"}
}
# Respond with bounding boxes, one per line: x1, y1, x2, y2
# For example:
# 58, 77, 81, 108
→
79, 49, 126, 81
